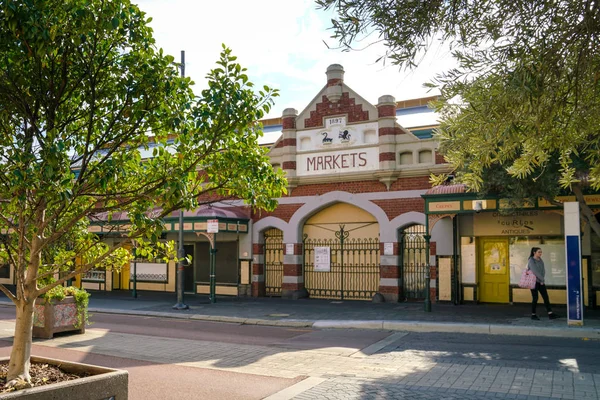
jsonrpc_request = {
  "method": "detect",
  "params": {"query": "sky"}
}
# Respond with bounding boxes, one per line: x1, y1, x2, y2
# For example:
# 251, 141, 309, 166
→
134, 0, 455, 119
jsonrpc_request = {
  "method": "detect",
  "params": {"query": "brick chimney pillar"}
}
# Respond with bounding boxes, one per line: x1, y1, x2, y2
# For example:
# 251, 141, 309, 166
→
281, 108, 298, 183
377, 95, 399, 171
325, 64, 344, 103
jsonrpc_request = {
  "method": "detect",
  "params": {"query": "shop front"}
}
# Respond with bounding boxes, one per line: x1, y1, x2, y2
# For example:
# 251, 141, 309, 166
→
424, 188, 600, 307
83, 205, 253, 297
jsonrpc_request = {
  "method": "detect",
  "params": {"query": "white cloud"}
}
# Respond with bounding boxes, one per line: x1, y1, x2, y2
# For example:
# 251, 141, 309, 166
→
134, 0, 455, 118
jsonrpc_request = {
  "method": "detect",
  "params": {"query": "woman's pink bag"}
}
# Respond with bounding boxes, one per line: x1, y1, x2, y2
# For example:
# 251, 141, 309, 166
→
518, 269, 536, 289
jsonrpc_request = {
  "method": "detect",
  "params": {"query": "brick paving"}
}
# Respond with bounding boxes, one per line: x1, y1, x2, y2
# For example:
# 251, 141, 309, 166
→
0, 320, 597, 399
1, 291, 599, 399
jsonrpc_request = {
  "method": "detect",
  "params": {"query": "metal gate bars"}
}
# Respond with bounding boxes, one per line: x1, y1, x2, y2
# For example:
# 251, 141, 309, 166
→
264, 228, 283, 296
400, 224, 428, 300
303, 226, 380, 300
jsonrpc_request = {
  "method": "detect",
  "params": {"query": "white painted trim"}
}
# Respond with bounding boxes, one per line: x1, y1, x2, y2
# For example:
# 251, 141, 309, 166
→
283, 255, 303, 264
283, 276, 304, 284
379, 278, 399, 287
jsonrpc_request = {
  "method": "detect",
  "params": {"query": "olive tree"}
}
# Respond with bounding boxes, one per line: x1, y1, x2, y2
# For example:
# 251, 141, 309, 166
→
317, 0, 600, 235
0, 0, 286, 386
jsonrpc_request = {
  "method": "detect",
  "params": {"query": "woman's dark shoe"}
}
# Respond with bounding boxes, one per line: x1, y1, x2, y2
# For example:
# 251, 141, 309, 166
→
531, 314, 540, 320
548, 313, 559, 320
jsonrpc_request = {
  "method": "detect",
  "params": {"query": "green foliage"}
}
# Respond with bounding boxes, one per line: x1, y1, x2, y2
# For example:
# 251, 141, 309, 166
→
43, 286, 90, 329
0, 0, 288, 382
0, 0, 286, 303
318, 0, 600, 232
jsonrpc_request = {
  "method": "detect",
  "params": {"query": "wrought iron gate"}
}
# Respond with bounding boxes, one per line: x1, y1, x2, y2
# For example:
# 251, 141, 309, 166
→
303, 226, 380, 300
264, 228, 283, 296
400, 224, 428, 300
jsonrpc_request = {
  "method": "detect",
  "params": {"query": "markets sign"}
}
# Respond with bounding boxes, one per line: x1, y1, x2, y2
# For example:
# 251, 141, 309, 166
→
296, 147, 378, 176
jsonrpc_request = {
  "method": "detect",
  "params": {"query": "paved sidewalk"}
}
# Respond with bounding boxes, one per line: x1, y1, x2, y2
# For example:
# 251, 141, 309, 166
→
1, 290, 599, 338
4, 290, 597, 339
90, 291, 600, 338
0, 291, 599, 399
0, 315, 599, 399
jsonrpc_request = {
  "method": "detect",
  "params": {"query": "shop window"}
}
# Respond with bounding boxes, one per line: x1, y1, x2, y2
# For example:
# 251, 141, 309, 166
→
509, 236, 565, 286
460, 237, 476, 284
399, 151, 413, 165
418, 150, 432, 163
0, 263, 10, 279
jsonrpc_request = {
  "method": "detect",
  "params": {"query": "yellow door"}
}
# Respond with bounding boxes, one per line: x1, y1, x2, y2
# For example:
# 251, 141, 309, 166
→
478, 238, 510, 303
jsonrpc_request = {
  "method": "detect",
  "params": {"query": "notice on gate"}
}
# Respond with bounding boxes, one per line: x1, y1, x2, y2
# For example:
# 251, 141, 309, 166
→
314, 247, 331, 272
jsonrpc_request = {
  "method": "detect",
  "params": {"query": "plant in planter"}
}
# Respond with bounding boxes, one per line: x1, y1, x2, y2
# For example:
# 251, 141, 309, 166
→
0, 0, 285, 391
32, 286, 90, 339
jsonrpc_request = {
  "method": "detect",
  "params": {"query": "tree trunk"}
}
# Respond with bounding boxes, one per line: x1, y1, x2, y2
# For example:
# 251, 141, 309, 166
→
7, 298, 35, 386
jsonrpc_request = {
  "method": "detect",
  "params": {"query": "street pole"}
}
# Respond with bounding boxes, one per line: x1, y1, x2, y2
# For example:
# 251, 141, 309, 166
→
132, 259, 137, 299
209, 235, 216, 303
173, 50, 188, 310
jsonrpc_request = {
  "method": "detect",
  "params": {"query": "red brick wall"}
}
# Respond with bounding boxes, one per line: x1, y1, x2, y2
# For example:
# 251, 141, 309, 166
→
304, 93, 369, 128
252, 243, 264, 254
379, 127, 404, 136
252, 204, 303, 223
282, 161, 296, 170
380, 265, 399, 279
282, 117, 296, 130
379, 286, 400, 295
372, 198, 425, 220
435, 153, 445, 164
291, 181, 391, 196
281, 138, 297, 147
379, 152, 396, 162
253, 177, 430, 222
388, 176, 431, 191
377, 104, 396, 118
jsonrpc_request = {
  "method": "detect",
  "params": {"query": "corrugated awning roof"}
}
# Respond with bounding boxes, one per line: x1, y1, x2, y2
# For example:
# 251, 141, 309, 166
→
425, 184, 467, 195
91, 205, 250, 223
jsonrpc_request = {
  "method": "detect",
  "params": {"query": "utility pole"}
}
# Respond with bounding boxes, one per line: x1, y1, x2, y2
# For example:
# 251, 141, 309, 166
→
173, 50, 189, 310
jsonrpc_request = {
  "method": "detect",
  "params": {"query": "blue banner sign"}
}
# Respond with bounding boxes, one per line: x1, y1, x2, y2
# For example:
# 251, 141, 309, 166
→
566, 235, 583, 322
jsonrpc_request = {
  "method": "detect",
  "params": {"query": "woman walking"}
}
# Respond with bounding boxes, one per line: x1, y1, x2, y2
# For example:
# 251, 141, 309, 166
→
528, 247, 559, 320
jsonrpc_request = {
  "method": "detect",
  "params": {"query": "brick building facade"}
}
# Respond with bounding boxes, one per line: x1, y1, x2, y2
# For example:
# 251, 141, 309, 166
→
250, 64, 449, 303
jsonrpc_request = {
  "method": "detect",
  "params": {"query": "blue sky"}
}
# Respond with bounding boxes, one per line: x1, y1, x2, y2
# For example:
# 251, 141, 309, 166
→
135, 0, 454, 118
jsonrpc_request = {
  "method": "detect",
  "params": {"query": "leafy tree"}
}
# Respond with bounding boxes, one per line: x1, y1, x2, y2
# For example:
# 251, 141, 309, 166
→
316, 0, 600, 235
0, 0, 286, 387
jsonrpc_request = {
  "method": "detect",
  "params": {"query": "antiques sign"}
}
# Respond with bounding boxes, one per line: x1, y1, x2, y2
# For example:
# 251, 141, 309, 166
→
474, 211, 562, 236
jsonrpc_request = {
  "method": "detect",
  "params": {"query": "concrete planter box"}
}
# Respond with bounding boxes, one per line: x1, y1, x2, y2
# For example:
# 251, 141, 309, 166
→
0, 356, 128, 399
32, 296, 85, 339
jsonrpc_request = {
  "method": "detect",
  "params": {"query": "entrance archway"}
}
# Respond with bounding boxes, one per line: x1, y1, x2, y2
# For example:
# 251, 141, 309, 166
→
302, 203, 379, 300
400, 224, 428, 300
264, 228, 284, 297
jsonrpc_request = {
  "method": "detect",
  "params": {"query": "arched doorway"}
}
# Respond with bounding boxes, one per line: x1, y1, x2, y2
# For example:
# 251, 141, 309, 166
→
400, 224, 428, 300
302, 203, 380, 300
264, 228, 284, 297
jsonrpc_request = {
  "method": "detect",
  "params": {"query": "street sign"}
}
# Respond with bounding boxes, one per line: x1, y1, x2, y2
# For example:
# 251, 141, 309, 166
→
564, 202, 583, 326
207, 219, 219, 233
